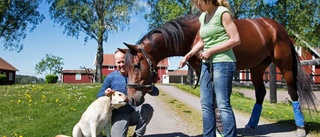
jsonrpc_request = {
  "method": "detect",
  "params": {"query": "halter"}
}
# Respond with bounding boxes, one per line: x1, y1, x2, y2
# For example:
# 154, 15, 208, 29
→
126, 44, 158, 89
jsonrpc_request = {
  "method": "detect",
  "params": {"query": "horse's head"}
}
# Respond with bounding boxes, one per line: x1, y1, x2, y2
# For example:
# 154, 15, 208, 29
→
121, 14, 201, 106
120, 43, 159, 106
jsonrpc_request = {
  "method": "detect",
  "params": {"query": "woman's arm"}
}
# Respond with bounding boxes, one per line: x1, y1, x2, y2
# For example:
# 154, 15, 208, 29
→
179, 38, 204, 68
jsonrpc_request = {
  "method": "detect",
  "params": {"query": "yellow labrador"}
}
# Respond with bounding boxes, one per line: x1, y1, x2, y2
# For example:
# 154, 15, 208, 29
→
56, 91, 127, 137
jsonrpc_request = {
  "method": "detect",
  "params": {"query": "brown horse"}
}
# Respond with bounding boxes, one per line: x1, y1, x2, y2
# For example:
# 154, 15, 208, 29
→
122, 14, 318, 136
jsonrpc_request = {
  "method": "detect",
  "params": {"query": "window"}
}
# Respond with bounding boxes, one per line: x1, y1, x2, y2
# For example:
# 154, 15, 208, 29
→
108, 66, 114, 70
8, 72, 13, 81
75, 74, 81, 80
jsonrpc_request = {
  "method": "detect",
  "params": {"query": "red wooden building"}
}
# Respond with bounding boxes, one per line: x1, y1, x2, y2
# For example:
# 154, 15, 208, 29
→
0, 57, 18, 85
60, 70, 94, 83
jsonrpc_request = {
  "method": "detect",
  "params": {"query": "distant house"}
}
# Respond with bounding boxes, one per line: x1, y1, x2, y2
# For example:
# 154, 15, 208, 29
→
60, 69, 94, 83
0, 58, 18, 85
98, 54, 169, 83
163, 69, 188, 84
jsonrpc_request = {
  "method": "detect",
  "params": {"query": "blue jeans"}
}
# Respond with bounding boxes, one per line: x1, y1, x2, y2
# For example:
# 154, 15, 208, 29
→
200, 62, 237, 137
111, 104, 153, 137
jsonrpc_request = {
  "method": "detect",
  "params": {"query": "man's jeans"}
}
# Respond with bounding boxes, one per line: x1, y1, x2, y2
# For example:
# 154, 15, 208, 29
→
111, 104, 153, 137
200, 62, 237, 137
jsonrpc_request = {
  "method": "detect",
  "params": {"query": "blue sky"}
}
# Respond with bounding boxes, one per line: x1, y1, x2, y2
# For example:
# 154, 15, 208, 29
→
0, 1, 184, 78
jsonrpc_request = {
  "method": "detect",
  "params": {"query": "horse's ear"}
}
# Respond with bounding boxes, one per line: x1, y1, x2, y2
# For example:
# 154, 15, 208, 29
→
117, 48, 128, 54
123, 42, 139, 55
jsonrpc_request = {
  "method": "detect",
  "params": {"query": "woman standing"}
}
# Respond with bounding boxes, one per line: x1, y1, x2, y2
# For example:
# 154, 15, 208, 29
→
179, 0, 240, 136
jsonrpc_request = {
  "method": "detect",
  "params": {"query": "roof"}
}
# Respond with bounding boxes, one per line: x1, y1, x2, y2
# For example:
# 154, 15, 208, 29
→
102, 54, 115, 66
315, 48, 320, 57
61, 70, 94, 74
157, 58, 169, 67
99, 54, 169, 67
0, 57, 18, 71
167, 69, 188, 76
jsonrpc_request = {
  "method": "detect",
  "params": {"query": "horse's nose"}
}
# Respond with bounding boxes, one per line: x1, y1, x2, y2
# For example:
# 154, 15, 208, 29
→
124, 96, 129, 102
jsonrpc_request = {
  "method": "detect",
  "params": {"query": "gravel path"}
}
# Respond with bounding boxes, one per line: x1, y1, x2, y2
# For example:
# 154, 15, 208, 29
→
142, 84, 320, 137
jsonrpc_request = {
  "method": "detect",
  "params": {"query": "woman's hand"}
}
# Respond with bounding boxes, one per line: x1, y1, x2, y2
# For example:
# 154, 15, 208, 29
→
179, 53, 192, 68
200, 50, 211, 60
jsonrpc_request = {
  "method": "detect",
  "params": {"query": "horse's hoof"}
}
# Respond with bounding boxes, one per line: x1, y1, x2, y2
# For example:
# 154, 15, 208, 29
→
241, 126, 255, 137
296, 128, 306, 137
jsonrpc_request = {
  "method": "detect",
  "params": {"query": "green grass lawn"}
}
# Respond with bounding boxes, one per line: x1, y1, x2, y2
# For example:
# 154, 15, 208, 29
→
0, 84, 101, 137
0, 83, 319, 137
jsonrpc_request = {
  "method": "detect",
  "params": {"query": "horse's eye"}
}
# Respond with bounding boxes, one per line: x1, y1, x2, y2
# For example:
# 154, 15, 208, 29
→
134, 64, 140, 69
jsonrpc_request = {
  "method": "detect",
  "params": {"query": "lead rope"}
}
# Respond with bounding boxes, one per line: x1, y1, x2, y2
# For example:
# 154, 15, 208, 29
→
207, 62, 214, 90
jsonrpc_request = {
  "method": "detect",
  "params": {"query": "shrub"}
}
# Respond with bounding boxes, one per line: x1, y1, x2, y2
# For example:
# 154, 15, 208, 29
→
102, 75, 107, 81
0, 74, 6, 85
45, 74, 58, 83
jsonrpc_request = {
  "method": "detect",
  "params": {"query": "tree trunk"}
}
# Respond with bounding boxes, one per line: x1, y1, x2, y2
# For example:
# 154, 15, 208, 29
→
95, 30, 104, 83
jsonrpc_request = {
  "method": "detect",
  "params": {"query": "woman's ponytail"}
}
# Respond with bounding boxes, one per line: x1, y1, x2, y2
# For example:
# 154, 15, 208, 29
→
217, 0, 232, 11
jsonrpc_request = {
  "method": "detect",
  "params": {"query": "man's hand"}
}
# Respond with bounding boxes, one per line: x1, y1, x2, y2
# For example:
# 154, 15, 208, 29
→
105, 88, 115, 97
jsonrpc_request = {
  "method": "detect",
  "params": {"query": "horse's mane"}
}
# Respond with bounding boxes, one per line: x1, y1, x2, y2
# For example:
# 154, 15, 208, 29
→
137, 14, 199, 54
125, 14, 199, 69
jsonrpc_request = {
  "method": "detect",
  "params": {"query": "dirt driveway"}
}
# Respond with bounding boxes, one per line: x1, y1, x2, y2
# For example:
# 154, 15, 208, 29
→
142, 84, 319, 137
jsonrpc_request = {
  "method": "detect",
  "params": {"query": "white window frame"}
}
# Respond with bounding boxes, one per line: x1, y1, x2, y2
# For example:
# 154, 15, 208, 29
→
108, 66, 114, 70
75, 74, 82, 80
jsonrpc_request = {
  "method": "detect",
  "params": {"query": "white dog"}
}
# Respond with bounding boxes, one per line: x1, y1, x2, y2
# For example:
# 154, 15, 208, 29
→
56, 91, 127, 137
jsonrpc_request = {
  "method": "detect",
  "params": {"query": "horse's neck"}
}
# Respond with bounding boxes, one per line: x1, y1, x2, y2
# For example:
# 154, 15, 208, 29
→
152, 45, 190, 65
150, 17, 200, 64
154, 38, 200, 65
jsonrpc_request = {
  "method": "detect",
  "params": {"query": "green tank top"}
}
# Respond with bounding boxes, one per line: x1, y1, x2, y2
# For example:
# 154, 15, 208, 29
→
199, 6, 236, 63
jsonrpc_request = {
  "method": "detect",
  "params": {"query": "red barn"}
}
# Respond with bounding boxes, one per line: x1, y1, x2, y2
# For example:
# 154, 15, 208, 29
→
0, 57, 18, 85
60, 70, 94, 83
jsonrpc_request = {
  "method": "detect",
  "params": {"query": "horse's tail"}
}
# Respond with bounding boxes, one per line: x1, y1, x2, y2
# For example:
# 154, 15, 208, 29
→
291, 42, 319, 112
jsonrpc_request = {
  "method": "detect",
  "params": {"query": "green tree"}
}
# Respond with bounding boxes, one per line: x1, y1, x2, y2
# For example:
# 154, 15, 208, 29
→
144, 0, 195, 29
35, 54, 64, 75
144, 0, 257, 28
145, 0, 319, 47
46, 0, 144, 83
0, 0, 44, 52
269, 0, 319, 47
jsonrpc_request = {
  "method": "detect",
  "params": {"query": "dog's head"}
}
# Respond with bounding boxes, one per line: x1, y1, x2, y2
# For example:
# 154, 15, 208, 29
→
110, 91, 128, 109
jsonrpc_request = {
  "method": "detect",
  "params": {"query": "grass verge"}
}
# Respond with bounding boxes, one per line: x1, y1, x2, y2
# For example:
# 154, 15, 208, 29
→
0, 83, 101, 137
